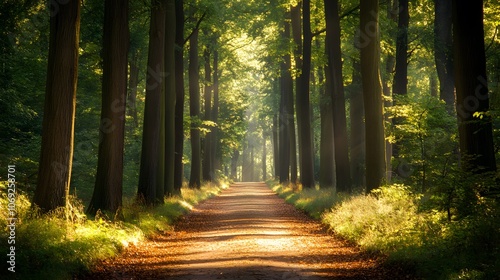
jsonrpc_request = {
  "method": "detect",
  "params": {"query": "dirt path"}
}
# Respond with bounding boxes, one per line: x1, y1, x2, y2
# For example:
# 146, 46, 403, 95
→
83, 182, 406, 279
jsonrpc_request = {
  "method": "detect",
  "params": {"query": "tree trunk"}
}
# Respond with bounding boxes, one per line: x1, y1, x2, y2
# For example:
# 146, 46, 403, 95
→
212, 48, 220, 175
127, 51, 139, 128
88, 0, 129, 215
242, 140, 251, 181
202, 46, 213, 181
189, 27, 201, 188
272, 113, 279, 179
34, 0, 80, 213
279, 16, 291, 184
383, 54, 395, 181
163, 0, 176, 196
393, 0, 408, 96
250, 145, 255, 181
289, 109, 298, 184
325, 0, 351, 192
137, 0, 165, 204
290, 5, 301, 185
360, 0, 386, 192
173, 0, 184, 193
296, 0, 315, 188
231, 149, 239, 181
383, 0, 397, 180
262, 130, 267, 181
434, 0, 454, 110
452, 0, 497, 173
319, 64, 335, 189
349, 59, 365, 188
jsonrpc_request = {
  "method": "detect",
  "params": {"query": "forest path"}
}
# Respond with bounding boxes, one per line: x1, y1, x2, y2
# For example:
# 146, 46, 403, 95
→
83, 182, 404, 279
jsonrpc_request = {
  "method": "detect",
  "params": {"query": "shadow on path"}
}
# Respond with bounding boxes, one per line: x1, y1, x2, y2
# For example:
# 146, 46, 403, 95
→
81, 182, 410, 279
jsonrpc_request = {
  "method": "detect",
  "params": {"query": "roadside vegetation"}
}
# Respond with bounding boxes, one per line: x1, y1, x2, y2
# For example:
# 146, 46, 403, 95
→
270, 181, 500, 280
0, 181, 228, 279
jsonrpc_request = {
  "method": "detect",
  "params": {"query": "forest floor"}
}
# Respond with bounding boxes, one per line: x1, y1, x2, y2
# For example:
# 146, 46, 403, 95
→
80, 182, 415, 280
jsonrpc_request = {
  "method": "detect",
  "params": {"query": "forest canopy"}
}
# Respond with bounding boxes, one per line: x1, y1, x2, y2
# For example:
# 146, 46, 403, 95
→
1, 0, 500, 278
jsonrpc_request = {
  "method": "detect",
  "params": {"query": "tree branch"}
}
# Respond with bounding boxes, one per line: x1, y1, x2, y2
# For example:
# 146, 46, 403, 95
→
184, 12, 206, 45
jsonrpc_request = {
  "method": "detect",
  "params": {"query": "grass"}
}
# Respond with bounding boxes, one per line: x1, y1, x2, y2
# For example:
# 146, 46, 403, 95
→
269, 180, 500, 280
271, 182, 338, 219
0, 181, 228, 279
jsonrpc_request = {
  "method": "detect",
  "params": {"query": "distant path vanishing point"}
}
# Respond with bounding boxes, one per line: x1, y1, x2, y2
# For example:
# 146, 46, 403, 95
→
83, 182, 411, 279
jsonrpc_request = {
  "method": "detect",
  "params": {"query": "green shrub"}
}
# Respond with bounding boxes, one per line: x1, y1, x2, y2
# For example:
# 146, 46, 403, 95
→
272, 182, 337, 219
321, 183, 499, 279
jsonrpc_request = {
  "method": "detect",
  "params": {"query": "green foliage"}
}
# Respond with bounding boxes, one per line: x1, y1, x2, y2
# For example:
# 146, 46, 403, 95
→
321, 184, 500, 279
270, 180, 500, 279
388, 94, 458, 191
271, 181, 338, 220
323, 184, 445, 252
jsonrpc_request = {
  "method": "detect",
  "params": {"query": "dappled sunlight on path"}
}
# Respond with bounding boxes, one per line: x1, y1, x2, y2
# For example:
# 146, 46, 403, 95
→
83, 182, 402, 279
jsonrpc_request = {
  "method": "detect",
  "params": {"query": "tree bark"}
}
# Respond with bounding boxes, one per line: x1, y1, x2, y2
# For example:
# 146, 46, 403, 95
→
296, 0, 315, 188
349, 59, 365, 188
137, 0, 165, 204
289, 5, 301, 185
242, 140, 251, 181
189, 27, 201, 188
173, 0, 184, 193
324, 0, 351, 192
127, 50, 139, 128
202, 45, 213, 181
452, 0, 497, 173
393, 0, 408, 96
319, 64, 335, 189
231, 149, 239, 181
262, 130, 267, 181
212, 48, 220, 174
279, 16, 291, 184
434, 0, 454, 110
360, 0, 386, 192
163, 0, 176, 196
88, 0, 129, 215
272, 113, 279, 179
34, 0, 80, 213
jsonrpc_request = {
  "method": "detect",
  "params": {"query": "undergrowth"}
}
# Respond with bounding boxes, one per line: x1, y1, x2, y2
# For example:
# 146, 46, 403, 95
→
0, 181, 228, 279
271, 182, 338, 219
269, 180, 500, 280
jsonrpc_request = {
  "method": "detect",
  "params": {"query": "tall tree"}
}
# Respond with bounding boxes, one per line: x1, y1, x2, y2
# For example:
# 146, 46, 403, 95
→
163, 0, 176, 195
383, 0, 396, 181
202, 44, 213, 181
262, 130, 267, 181
279, 15, 292, 184
452, 0, 496, 173
296, 0, 315, 188
88, 0, 129, 215
360, 0, 386, 192
393, 0, 409, 96
272, 113, 280, 179
173, 0, 185, 192
137, 0, 165, 204
231, 149, 239, 181
127, 50, 139, 128
33, 0, 81, 213
319, 62, 335, 189
434, 0, 454, 109
290, 4, 301, 185
349, 59, 365, 187
189, 26, 201, 188
212, 47, 221, 173
324, 0, 351, 191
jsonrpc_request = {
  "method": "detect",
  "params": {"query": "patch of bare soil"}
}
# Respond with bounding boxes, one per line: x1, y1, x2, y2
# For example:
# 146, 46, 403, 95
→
80, 182, 415, 279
